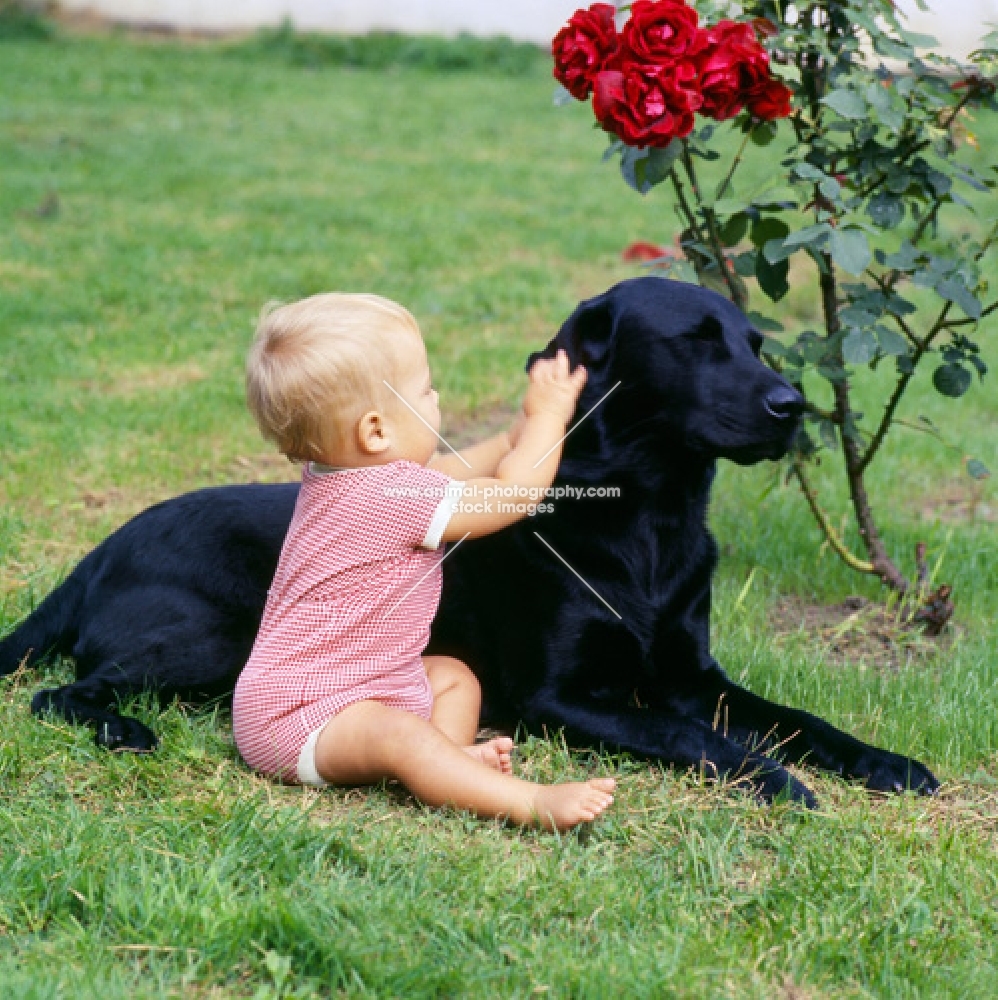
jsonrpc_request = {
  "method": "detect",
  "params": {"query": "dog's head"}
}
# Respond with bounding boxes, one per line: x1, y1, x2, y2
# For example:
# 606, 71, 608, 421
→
528, 277, 804, 465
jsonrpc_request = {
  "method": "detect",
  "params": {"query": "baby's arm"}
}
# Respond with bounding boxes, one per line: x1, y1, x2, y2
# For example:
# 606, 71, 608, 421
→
429, 430, 513, 480
442, 350, 586, 542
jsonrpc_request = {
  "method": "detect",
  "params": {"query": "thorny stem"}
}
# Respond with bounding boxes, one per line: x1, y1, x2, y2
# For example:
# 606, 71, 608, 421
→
670, 169, 707, 247
819, 255, 910, 592
714, 129, 753, 203
680, 143, 747, 309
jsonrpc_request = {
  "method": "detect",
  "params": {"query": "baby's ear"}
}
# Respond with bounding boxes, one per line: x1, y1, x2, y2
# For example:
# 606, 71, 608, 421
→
356, 410, 391, 455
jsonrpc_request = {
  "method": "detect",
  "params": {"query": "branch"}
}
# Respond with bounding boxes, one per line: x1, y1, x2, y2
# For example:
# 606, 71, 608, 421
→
820, 255, 910, 592
670, 169, 707, 246
804, 401, 839, 423
714, 129, 752, 202
791, 461, 875, 574
857, 301, 953, 475
941, 300, 998, 328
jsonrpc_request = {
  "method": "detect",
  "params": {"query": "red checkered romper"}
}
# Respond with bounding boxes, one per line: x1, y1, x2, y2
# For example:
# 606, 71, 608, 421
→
232, 460, 463, 786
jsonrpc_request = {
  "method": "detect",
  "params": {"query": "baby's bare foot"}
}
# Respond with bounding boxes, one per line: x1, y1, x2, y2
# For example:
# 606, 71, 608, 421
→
464, 737, 514, 775
529, 778, 616, 831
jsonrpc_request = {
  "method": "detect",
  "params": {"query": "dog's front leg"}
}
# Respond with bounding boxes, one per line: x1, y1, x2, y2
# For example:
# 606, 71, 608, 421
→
687, 669, 938, 795
527, 694, 818, 807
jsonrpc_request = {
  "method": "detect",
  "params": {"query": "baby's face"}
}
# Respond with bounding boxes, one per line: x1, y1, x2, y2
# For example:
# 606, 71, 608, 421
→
390, 331, 441, 464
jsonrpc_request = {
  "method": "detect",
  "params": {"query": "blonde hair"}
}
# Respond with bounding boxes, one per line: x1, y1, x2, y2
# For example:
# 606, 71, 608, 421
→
246, 292, 421, 461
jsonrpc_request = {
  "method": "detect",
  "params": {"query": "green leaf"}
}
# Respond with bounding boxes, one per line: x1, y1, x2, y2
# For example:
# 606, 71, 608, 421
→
553, 84, 575, 107
840, 306, 878, 328
865, 82, 890, 113
619, 141, 681, 195
819, 176, 842, 201
663, 258, 698, 283
713, 198, 748, 218
752, 188, 798, 209
794, 163, 826, 181
763, 237, 796, 263
751, 216, 790, 249
842, 329, 878, 365
935, 277, 982, 320
966, 458, 991, 480
880, 107, 904, 133
761, 336, 788, 359
823, 89, 867, 119
829, 229, 871, 275
901, 29, 939, 48
876, 327, 910, 356
645, 140, 683, 186
933, 363, 973, 397
750, 121, 779, 146
873, 35, 913, 61
867, 193, 905, 229
718, 212, 749, 247
819, 419, 838, 450
783, 223, 832, 249
756, 253, 790, 302
732, 250, 757, 277
884, 242, 920, 271
747, 311, 784, 333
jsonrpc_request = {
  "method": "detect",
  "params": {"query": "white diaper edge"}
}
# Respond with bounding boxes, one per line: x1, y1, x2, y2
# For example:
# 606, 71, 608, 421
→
296, 727, 328, 788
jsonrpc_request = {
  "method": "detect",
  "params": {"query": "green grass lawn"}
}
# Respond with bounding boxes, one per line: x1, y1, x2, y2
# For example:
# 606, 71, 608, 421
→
1, 29, 997, 998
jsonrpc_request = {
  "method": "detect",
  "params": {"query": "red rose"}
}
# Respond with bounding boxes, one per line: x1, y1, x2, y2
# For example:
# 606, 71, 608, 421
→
696, 21, 767, 120
621, 0, 706, 65
594, 59, 701, 147
747, 77, 793, 120
697, 20, 791, 122
552, 4, 619, 101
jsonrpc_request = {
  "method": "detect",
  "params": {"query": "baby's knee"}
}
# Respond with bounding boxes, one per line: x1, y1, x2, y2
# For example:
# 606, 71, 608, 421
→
427, 655, 480, 695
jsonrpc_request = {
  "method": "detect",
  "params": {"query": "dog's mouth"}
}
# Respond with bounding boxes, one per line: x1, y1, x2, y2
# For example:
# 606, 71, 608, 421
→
721, 423, 801, 465
725, 441, 790, 465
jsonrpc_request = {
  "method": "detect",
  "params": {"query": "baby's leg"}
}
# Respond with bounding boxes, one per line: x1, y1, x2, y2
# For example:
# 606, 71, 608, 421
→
312, 699, 614, 832
424, 655, 512, 774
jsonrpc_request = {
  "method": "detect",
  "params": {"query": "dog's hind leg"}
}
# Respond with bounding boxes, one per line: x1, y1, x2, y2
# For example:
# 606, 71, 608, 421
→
31, 669, 158, 751
0, 572, 86, 677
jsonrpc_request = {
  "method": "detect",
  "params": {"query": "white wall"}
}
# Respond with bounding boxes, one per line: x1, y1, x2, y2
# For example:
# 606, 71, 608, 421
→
57, 0, 998, 59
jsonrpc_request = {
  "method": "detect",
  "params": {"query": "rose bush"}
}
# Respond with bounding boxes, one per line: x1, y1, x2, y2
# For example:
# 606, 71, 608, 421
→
554, 0, 998, 622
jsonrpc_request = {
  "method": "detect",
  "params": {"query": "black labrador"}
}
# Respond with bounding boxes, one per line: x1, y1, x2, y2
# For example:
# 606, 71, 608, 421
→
0, 278, 938, 805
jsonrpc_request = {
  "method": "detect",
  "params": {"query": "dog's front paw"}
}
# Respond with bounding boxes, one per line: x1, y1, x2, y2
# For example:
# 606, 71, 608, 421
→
854, 750, 939, 796
95, 715, 159, 753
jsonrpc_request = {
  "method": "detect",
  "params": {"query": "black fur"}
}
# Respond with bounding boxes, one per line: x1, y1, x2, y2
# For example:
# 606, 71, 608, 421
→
0, 278, 937, 803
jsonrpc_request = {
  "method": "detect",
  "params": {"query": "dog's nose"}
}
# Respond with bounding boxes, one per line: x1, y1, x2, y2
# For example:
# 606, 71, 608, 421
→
763, 385, 805, 420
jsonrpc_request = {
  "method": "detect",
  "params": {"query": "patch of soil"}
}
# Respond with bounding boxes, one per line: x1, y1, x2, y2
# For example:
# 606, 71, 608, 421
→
770, 595, 953, 670
919, 481, 995, 525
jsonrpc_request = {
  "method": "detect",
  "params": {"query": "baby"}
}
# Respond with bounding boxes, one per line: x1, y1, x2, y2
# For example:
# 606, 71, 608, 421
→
233, 292, 615, 830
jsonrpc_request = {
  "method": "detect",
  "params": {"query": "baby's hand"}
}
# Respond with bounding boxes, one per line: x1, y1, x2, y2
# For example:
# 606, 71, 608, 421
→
523, 350, 587, 425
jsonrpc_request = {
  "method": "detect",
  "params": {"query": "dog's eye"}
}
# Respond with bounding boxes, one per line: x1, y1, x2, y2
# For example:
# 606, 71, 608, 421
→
691, 317, 724, 341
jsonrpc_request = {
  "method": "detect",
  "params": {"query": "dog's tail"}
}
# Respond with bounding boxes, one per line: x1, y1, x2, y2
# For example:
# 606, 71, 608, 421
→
0, 569, 86, 678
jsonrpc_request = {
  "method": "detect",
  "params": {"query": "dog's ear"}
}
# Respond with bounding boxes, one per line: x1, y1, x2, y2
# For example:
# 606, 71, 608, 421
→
525, 292, 616, 375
